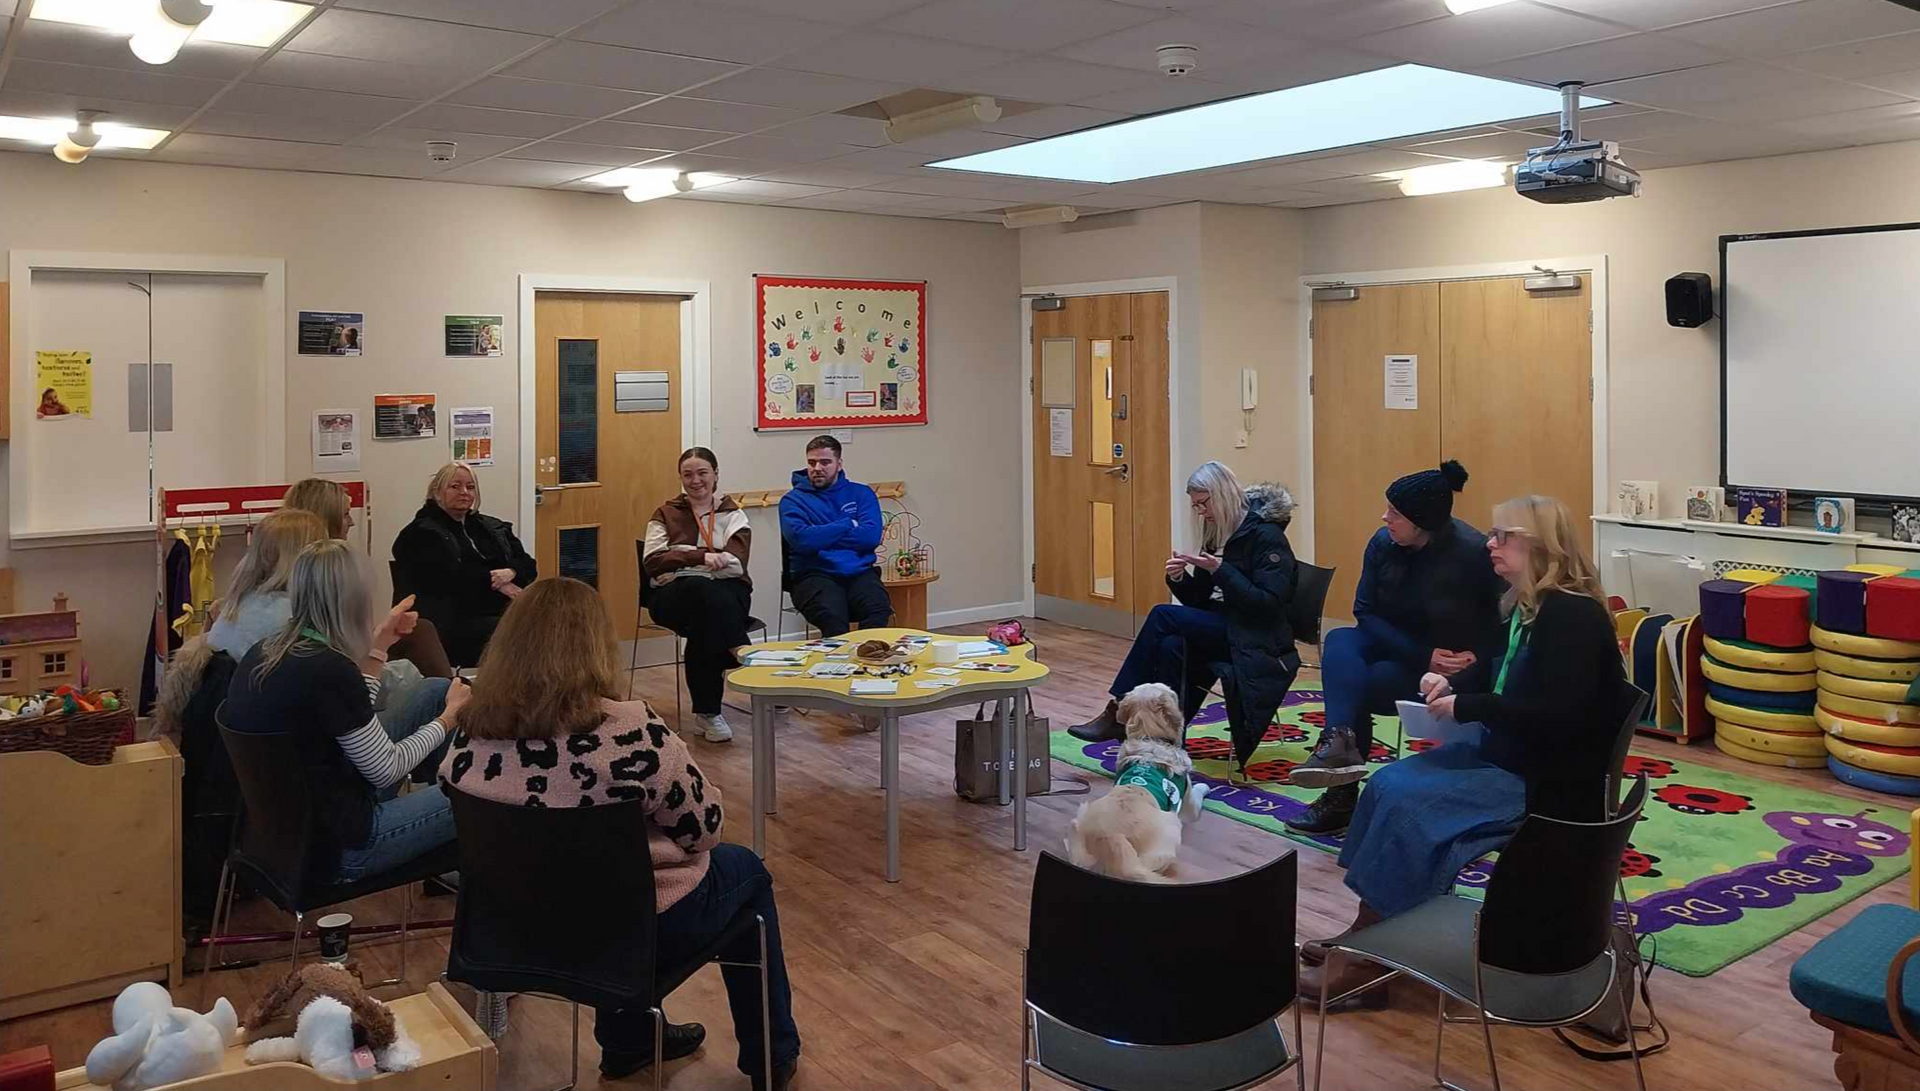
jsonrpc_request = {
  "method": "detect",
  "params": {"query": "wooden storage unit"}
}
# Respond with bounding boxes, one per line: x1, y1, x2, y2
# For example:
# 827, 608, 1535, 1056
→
53, 984, 497, 1091
0, 740, 182, 1020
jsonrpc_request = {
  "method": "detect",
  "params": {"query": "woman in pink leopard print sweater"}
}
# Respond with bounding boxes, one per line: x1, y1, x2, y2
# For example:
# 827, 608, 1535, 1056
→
440, 578, 799, 1089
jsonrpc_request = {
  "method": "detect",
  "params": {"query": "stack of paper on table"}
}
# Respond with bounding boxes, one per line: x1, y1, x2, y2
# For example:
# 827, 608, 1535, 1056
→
850, 679, 897, 695
745, 649, 808, 665
954, 640, 1004, 659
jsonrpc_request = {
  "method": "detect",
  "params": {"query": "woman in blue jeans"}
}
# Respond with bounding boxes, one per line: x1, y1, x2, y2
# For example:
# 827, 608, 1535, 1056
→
223, 540, 467, 887
1070, 462, 1300, 774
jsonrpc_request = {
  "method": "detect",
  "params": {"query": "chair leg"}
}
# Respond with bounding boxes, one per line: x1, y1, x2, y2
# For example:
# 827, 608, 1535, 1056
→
1312, 958, 1330, 1091
1474, 1001, 1500, 1091
1292, 998, 1306, 1091
199, 862, 234, 1003
1432, 992, 1447, 1088
674, 638, 684, 729
397, 881, 413, 986
1619, 963, 1649, 1091
564, 1000, 580, 1091
288, 910, 304, 971
630, 598, 644, 702
651, 1005, 665, 1091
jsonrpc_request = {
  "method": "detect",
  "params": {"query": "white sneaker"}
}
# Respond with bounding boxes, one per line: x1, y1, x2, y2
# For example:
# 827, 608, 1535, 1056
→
695, 712, 733, 742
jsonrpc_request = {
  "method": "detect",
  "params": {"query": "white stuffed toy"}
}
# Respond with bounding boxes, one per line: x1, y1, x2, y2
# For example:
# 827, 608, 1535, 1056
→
85, 982, 241, 1091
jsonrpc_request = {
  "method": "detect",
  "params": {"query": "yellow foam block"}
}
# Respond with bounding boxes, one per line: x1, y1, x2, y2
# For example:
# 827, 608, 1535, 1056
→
1703, 636, 1817, 672
1818, 690, 1920, 725
1814, 648, 1920, 683
1818, 671, 1914, 702
1714, 734, 1828, 768
1723, 568, 1784, 585
1812, 626, 1920, 660
1701, 655, 1818, 692
1816, 704, 1920, 746
1848, 564, 1908, 577
1827, 735, 1920, 776
1705, 695, 1819, 733
1713, 719, 1830, 757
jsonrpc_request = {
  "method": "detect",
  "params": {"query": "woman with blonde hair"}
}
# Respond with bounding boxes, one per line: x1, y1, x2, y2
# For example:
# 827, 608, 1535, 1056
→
1302, 495, 1623, 1007
284, 478, 354, 539
391, 463, 536, 666
442, 578, 801, 1088
1070, 461, 1301, 772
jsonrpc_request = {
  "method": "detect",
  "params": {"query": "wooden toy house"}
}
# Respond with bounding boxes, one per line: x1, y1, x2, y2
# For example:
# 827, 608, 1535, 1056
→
0, 594, 81, 696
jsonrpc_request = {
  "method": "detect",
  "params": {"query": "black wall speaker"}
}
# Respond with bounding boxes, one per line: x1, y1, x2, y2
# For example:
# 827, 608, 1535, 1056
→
1666, 272, 1714, 328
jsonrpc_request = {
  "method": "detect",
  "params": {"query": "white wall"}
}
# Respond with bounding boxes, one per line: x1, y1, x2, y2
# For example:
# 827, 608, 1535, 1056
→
0, 152, 1024, 691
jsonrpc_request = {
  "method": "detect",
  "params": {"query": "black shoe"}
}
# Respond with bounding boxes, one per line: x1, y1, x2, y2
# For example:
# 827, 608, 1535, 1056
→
421, 872, 459, 898
1068, 699, 1123, 742
1285, 782, 1358, 835
1288, 726, 1367, 788
599, 1021, 707, 1078
752, 1060, 799, 1091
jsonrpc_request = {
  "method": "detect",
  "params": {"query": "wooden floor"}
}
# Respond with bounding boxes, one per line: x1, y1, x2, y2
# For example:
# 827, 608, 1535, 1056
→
1, 617, 1882, 1090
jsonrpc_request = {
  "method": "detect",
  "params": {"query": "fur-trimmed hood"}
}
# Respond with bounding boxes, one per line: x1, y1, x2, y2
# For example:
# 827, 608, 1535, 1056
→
1244, 482, 1295, 528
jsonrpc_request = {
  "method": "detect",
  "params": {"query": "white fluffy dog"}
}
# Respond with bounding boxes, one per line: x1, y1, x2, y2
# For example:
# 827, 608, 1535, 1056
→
1066, 683, 1210, 883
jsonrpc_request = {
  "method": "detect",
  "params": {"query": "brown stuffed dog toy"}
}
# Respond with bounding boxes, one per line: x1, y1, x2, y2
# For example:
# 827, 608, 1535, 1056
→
244, 964, 396, 1052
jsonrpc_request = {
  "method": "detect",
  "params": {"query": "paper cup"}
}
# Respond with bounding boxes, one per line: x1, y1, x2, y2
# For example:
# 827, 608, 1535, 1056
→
931, 641, 960, 665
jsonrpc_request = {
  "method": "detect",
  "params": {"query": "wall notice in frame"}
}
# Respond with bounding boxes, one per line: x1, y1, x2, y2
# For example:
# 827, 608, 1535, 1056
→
755, 274, 927, 430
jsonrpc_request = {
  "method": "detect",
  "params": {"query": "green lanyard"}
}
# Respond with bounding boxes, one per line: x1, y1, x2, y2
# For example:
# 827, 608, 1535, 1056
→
1492, 611, 1529, 696
300, 626, 331, 646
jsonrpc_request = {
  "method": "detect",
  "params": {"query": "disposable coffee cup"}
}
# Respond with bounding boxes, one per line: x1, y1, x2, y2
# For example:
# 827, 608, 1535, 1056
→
317, 912, 354, 963
931, 641, 960, 665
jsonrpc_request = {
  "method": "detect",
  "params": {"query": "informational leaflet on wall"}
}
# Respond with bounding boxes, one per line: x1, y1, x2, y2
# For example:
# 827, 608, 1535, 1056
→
374, 393, 436, 439
1048, 408, 1073, 457
298, 311, 364, 355
33, 350, 91, 420
820, 361, 862, 403
1384, 354, 1418, 410
311, 409, 361, 472
450, 406, 494, 465
443, 315, 503, 357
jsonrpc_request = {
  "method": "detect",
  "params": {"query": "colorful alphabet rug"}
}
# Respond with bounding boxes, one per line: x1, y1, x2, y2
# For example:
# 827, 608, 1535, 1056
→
1049, 688, 1911, 977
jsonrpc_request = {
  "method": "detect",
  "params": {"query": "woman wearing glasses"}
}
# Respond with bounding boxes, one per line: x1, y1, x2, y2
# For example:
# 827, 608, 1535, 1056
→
1301, 494, 1624, 1008
1068, 461, 1300, 773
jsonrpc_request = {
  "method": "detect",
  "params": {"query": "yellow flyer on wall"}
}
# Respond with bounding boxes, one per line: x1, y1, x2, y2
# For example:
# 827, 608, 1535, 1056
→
33, 350, 92, 420
755, 274, 927, 430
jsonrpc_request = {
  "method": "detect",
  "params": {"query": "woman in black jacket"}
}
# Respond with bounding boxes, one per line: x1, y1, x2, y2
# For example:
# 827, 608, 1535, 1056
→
391, 463, 537, 667
1302, 494, 1624, 1007
1069, 461, 1299, 772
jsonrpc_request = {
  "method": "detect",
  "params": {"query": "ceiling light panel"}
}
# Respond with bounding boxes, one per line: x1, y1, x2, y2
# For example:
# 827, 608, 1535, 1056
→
0, 113, 167, 147
929, 64, 1606, 184
33, 0, 312, 47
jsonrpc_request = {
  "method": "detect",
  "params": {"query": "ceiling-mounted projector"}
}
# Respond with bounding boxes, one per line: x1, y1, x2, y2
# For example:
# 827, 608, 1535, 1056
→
1514, 81, 1641, 204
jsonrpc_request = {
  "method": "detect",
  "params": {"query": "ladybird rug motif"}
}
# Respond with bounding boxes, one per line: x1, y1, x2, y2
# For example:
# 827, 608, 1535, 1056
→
1050, 689, 1911, 977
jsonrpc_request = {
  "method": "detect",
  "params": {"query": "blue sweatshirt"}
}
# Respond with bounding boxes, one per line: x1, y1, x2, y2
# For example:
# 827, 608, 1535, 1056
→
780, 470, 883, 579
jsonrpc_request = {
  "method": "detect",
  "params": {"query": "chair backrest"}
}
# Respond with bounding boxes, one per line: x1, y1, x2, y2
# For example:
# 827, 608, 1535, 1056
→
389, 559, 415, 606
779, 535, 793, 595
1027, 851, 1297, 1046
216, 714, 320, 908
1289, 561, 1336, 645
1478, 776, 1647, 976
445, 789, 659, 1009
1606, 681, 1651, 818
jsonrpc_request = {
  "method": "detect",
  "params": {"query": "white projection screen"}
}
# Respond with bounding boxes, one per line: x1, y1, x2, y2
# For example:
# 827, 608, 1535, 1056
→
1723, 224, 1920, 502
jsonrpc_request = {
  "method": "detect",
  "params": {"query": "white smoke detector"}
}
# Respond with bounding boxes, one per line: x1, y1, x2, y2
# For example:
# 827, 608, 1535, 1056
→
426, 141, 457, 162
1157, 44, 1199, 77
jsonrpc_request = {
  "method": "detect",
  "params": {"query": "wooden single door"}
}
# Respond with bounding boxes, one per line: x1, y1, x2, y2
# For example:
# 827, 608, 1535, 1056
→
1030, 291, 1170, 637
1310, 283, 1442, 621
533, 292, 685, 629
1440, 276, 1593, 533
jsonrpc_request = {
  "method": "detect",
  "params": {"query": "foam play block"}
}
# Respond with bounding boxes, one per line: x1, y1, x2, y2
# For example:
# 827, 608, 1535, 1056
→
1705, 694, 1819, 733
1777, 573, 1822, 625
1819, 690, 1920, 725
1702, 636, 1817, 673
1826, 735, 1920, 776
1828, 755, 1920, 795
1746, 584, 1812, 649
1705, 681, 1818, 711
1699, 579, 1749, 640
1812, 625, 1920, 660
1815, 704, 1920, 747
1701, 655, 1818, 692
1818, 571, 1876, 635
1715, 734, 1827, 768
1628, 612, 1672, 699
1866, 576, 1920, 643
1847, 564, 1907, 577
1713, 718, 1830, 757
1723, 568, 1784, 585
1814, 648, 1920, 682
1816, 671, 1914, 703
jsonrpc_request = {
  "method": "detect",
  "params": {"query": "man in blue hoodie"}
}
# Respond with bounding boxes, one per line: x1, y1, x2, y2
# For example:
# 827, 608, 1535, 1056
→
780, 434, 893, 637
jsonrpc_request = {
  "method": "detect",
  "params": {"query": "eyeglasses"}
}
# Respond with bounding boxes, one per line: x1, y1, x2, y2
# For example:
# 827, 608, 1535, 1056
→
1188, 492, 1212, 511
1488, 527, 1531, 546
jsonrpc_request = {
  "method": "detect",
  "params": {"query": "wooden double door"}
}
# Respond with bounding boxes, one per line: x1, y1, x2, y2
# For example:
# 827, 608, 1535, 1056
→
1311, 276, 1594, 621
1030, 292, 1172, 638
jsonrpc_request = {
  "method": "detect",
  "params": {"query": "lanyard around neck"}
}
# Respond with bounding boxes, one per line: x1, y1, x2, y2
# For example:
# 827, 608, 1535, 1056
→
693, 504, 719, 551
1493, 610, 1529, 696
300, 625, 331, 647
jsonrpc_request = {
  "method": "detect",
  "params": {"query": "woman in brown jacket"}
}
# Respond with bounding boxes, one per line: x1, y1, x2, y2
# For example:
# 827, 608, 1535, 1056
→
642, 447, 753, 742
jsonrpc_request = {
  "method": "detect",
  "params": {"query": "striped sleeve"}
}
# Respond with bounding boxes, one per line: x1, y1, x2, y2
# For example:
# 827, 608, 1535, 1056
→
336, 714, 445, 790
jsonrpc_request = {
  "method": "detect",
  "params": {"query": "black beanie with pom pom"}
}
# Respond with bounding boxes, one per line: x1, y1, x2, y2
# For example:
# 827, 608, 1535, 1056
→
1385, 460, 1469, 532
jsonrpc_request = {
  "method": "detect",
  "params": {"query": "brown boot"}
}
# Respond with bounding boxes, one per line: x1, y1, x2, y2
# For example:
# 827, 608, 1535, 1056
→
1298, 953, 1391, 1012
1068, 699, 1124, 742
1300, 902, 1384, 966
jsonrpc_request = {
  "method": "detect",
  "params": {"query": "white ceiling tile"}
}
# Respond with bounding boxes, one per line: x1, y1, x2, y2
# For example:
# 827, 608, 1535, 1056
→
577, 1, 840, 65
628, 151, 780, 175
306, 145, 439, 177
254, 50, 471, 100
1354, 4, 1625, 68
1577, 108, 1737, 141
338, 0, 623, 35
780, 30, 1018, 84
1064, 188, 1189, 208
439, 158, 603, 185
859, 170, 1023, 197
189, 111, 363, 144
403, 103, 579, 137
153, 133, 332, 166
983, 104, 1128, 138
1293, 147, 1460, 175
445, 77, 652, 118
762, 112, 892, 146
940, 210, 1009, 221
349, 127, 529, 157
227, 84, 421, 125
502, 140, 664, 165
1593, 59, 1822, 105
1856, 67, 1920, 96
1774, 99, 1920, 133
750, 164, 910, 187
1215, 158, 1362, 186
1072, 76, 1243, 113
823, 145, 941, 171
1482, 32, 1730, 84
696, 68, 908, 110
16, 21, 263, 82
1620, 126, 1833, 161
788, 188, 936, 207
890, 194, 1010, 212
1058, 15, 1309, 71
881, 0, 1164, 52
505, 42, 741, 93
0, 89, 192, 130
1777, 30, 1920, 78
1529, 0, 1801, 31
1686, 81, 1902, 120
1667, 0, 1920, 55
713, 0, 928, 22
562, 119, 731, 150
1203, 0, 1447, 42
950, 58, 1151, 102
696, 133, 861, 163
970, 176, 1111, 199
1203, 47, 1398, 93
1396, 129, 1547, 159
6, 59, 226, 107
699, 178, 839, 200
285, 9, 544, 70
620, 97, 801, 132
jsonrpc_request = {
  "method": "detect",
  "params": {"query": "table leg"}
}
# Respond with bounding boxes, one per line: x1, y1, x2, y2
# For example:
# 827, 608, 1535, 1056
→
766, 705, 778, 816
752, 697, 768, 857
996, 697, 1012, 806
884, 709, 901, 883
1014, 689, 1029, 852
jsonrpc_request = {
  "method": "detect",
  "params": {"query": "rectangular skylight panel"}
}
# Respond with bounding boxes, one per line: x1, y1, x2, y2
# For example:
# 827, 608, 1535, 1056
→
929, 65, 1608, 185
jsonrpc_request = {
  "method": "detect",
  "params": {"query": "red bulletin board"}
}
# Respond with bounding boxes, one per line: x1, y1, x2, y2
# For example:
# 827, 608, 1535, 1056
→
755, 274, 928, 430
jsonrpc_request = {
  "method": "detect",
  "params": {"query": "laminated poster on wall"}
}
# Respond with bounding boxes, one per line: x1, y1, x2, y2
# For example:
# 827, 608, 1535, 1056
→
1049, 408, 1073, 457
444, 315, 503, 357
311, 409, 361, 473
754, 274, 928, 430
373, 393, 436, 439
1383, 355, 1417, 410
32, 350, 91, 420
298, 311, 364, 356
451, 406, 494, 466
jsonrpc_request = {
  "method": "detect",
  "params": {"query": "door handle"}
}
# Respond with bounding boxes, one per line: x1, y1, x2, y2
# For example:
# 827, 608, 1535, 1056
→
1117, 393, 1129, 421
533, 481, 593, 506
1103, 463, 1130, 481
